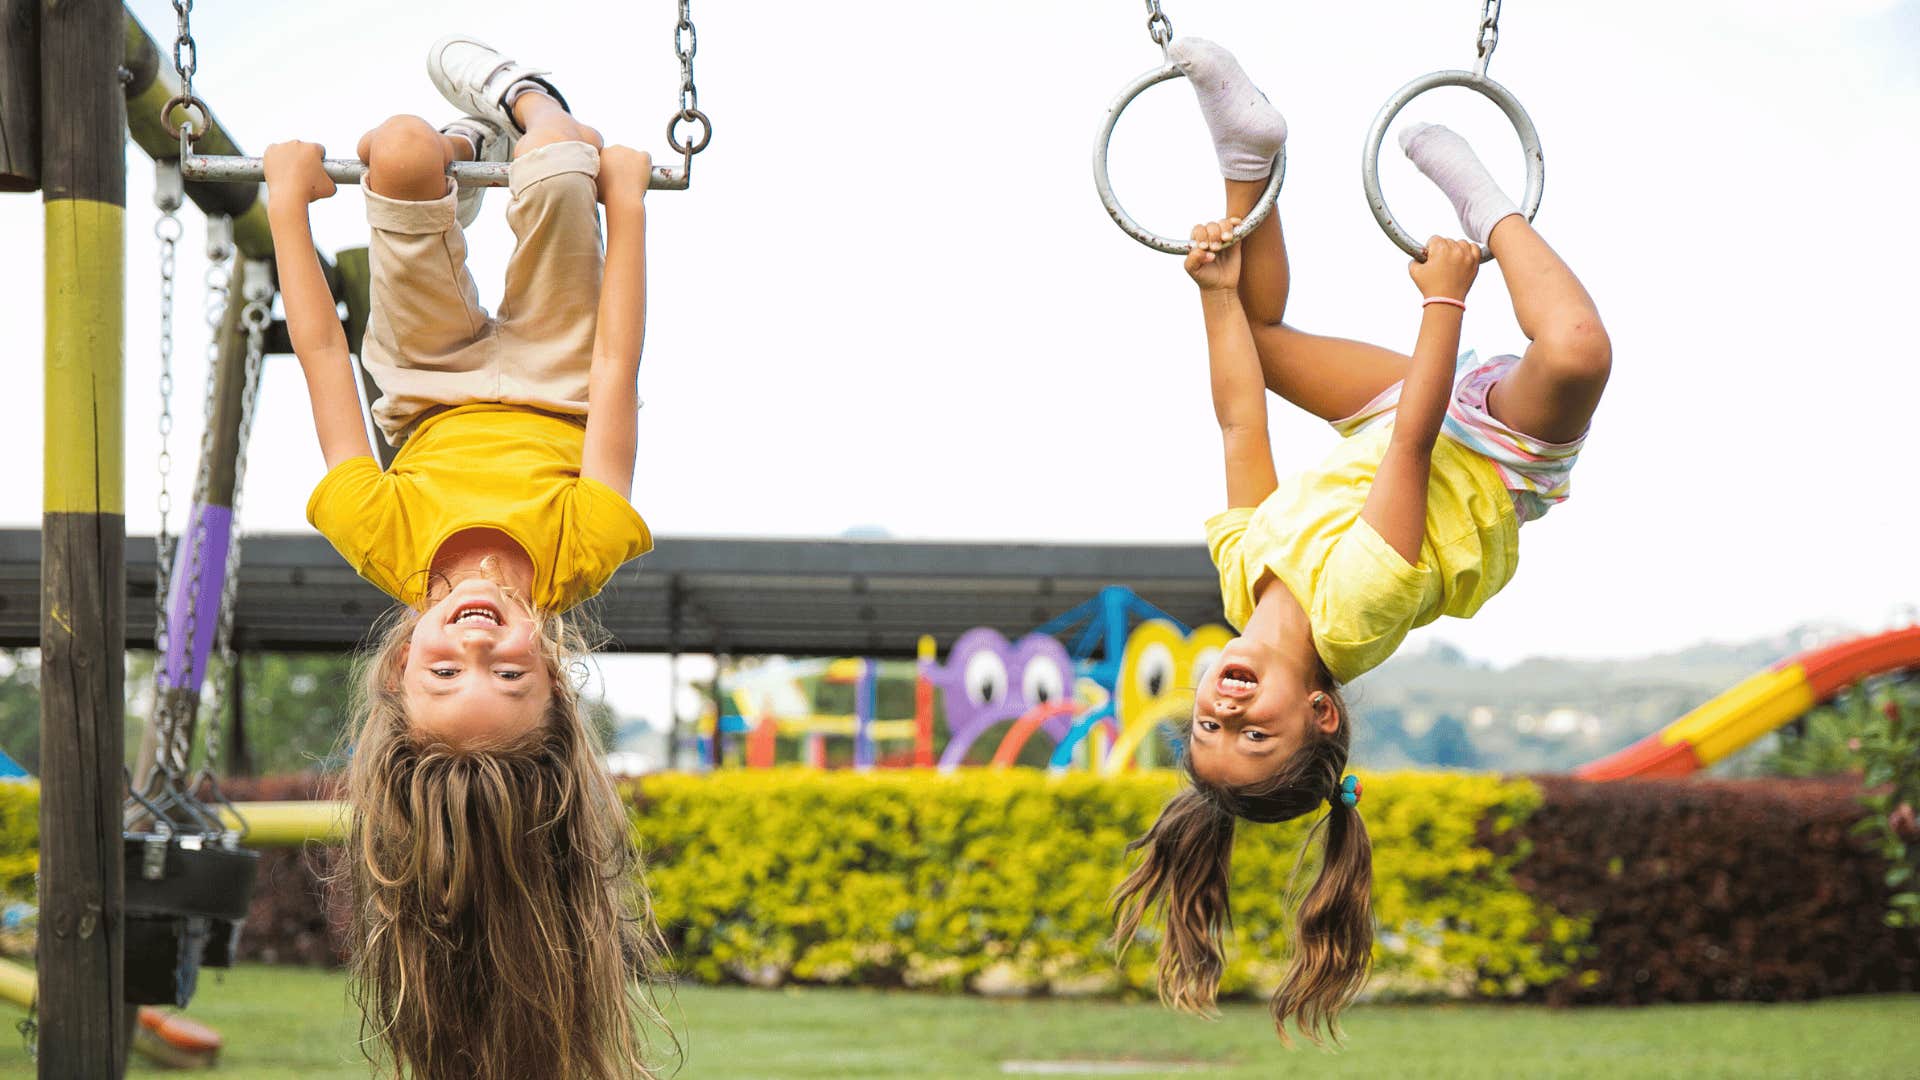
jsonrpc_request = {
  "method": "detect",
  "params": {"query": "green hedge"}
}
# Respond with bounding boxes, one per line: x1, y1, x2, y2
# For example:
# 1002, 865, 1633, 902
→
0, 781, 34, 901
0, 771, 1581, 1000
631, 769, 1579, 999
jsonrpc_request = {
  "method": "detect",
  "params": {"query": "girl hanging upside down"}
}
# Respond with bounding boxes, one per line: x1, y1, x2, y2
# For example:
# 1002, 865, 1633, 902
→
265, 36, 665, 1080
1112, 39, 1611, 1045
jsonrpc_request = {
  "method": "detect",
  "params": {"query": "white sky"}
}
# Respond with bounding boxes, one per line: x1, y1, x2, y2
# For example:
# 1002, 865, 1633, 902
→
5, 1, 1919, 725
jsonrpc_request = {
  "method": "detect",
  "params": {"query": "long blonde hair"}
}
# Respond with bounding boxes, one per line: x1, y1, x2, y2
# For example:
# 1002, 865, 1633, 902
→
337, 604, 669, 1079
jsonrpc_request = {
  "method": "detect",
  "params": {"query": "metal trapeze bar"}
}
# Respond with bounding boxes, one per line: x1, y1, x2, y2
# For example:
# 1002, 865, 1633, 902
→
178, 154, 691, 191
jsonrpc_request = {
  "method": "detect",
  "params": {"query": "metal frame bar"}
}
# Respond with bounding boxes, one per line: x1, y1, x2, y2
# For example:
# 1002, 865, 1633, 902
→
180, 153, 691, 191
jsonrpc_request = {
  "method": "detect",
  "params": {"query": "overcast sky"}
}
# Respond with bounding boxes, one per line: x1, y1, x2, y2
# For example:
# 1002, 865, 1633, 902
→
4, 1, 1918, 724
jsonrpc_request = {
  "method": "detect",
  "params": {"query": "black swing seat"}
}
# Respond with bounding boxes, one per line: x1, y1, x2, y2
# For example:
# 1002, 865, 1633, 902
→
121, 832, 260, 1007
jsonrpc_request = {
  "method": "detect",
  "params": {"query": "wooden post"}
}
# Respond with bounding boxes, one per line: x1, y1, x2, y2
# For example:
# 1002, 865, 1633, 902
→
0, 0, 37, 191
38, 0, 127, 1075
226, 644, 249, 777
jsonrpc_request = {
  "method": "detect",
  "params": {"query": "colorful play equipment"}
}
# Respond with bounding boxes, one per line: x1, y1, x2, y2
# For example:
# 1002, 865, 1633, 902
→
707, 657, 922, 769
1577, 626, 1920, 780
696, 587, 1230, 773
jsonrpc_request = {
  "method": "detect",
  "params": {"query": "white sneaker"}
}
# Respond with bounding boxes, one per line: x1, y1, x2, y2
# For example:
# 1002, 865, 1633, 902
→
426, 34, 569, 136
439, 115, 512, 228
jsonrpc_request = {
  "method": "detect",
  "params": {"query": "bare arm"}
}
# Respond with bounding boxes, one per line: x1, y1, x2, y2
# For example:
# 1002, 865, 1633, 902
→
263, 142, 374, 471
1359, 238, 1480, 563
1188, 219, 1279, 509
579, 148, 650, 499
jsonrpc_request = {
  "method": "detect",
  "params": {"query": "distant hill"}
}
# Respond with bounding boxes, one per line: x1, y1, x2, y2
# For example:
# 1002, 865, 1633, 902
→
1344, 624, 1861, 773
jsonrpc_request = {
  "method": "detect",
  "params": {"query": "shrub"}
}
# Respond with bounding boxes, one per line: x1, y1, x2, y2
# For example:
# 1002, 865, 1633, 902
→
1496, 776, 1920, 1003
630, 768, 1570, 999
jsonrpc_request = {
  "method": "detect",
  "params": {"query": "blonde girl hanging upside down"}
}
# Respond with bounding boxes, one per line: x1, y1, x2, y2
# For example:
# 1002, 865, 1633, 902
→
265, 37, 665, 1080
1112, 40, 1611, 1044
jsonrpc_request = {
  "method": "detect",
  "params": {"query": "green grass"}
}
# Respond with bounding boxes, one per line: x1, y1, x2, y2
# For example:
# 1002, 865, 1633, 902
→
2, 966, 1915, 1079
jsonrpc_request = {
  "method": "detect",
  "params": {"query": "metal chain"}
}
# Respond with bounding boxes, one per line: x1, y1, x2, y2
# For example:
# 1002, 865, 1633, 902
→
153, 163, 185, 684
157, 219, 232, 779
1144, 0, 1174, 52
665, 0, 712, 159
170, 0, 195, 99
1474, 0, 1502, 78
197, 266, 271, 784
163, 0, 209, 141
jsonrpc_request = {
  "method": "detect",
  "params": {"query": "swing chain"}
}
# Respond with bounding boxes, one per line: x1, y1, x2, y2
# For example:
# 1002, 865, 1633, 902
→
198, 265, 272, 790
154, 220, 233, 781
1474, 0, 1502, 79
1143, 0, 1174, 54
163, 0, 209, 141
170, 0, 196, 97
153, 162, 185, 675
666, 0, 712, 159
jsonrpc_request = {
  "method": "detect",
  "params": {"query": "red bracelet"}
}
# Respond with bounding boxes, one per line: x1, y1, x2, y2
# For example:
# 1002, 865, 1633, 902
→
1422, 296, 1466, 311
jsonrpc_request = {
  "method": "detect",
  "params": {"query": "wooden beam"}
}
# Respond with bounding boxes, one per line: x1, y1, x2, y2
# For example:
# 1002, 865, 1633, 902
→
38, 0, 128, 1073
0, 0, 36, 191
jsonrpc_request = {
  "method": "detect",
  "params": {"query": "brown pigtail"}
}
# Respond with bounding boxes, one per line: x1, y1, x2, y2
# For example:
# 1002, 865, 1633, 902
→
1121, 670, 1376, 1045
1110, 787, 1238, 1015
1270, 797, 1374, 1045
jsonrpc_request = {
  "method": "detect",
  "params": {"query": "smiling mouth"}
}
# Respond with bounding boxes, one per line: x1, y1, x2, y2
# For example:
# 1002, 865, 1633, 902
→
1217, 663, 1258, 697
448, 602, 504, 628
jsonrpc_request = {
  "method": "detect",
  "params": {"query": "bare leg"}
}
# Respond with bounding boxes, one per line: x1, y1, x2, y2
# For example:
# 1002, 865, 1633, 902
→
1227, 179, 1413, 421
355, 115, 473, 200
510, 92, 603, 159
1481, 215, 1612, 444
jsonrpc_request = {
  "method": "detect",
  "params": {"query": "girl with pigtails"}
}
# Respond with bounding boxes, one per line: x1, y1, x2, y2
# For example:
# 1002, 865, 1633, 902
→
1113, 39, 1611, 1043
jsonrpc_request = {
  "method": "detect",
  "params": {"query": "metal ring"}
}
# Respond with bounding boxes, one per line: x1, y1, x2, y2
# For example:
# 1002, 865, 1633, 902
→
161, 93, 210, 143
667, 108, 712, 156
1093, 63, 1284, 256
1361, 69, 1543, 262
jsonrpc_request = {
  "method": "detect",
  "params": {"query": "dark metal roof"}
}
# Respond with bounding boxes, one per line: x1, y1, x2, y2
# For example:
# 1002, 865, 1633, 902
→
0, 529, 1224, 657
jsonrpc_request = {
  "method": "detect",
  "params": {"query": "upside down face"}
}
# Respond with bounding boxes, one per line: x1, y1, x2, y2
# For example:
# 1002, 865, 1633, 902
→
403, 577, 554, 747
1187, 634, 1334, 788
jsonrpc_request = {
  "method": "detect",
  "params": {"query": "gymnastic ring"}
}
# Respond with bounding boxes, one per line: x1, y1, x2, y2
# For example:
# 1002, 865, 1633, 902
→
1361, 69, 1543, 263
1093, 62, 1284, 256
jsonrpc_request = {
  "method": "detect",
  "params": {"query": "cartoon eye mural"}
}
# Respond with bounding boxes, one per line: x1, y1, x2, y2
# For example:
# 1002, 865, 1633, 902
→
1190, 644, 1224, 689
1020, 651, 1067, 708
963, 647, 1009, 708
1102, 620, 1235, 774
923, 628, 1079, 769
1132, 639, 1176, 702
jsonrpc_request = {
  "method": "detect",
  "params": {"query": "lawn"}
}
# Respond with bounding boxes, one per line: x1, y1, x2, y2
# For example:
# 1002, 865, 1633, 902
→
1, 966, 1913, 1079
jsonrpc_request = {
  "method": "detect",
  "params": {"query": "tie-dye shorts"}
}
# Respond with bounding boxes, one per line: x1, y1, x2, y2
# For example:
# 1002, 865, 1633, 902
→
1329, 350, 1585, 524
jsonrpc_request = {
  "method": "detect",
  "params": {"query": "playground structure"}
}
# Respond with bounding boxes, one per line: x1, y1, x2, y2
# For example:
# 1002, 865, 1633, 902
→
1577, 626, 1920, 780
702, 586, 1235, 775
7, 2, 711, 1071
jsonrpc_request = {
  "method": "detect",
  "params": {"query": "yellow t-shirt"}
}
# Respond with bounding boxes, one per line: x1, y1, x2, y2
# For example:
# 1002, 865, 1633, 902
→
1205, 425, 1518, 684
305, 404, 652, 612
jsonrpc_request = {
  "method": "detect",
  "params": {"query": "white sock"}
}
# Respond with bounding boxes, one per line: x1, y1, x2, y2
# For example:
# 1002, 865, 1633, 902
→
1397, 122, 1519, 245
503, 78, 557, 112
1167, 37, 1287, 182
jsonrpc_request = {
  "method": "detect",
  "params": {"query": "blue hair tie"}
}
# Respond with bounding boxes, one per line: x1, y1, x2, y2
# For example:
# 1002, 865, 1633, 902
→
1336, 774, 1363, 808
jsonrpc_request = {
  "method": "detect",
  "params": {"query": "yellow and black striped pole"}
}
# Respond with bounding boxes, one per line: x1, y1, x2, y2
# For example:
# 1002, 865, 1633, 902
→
38, 0, 127, 1074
